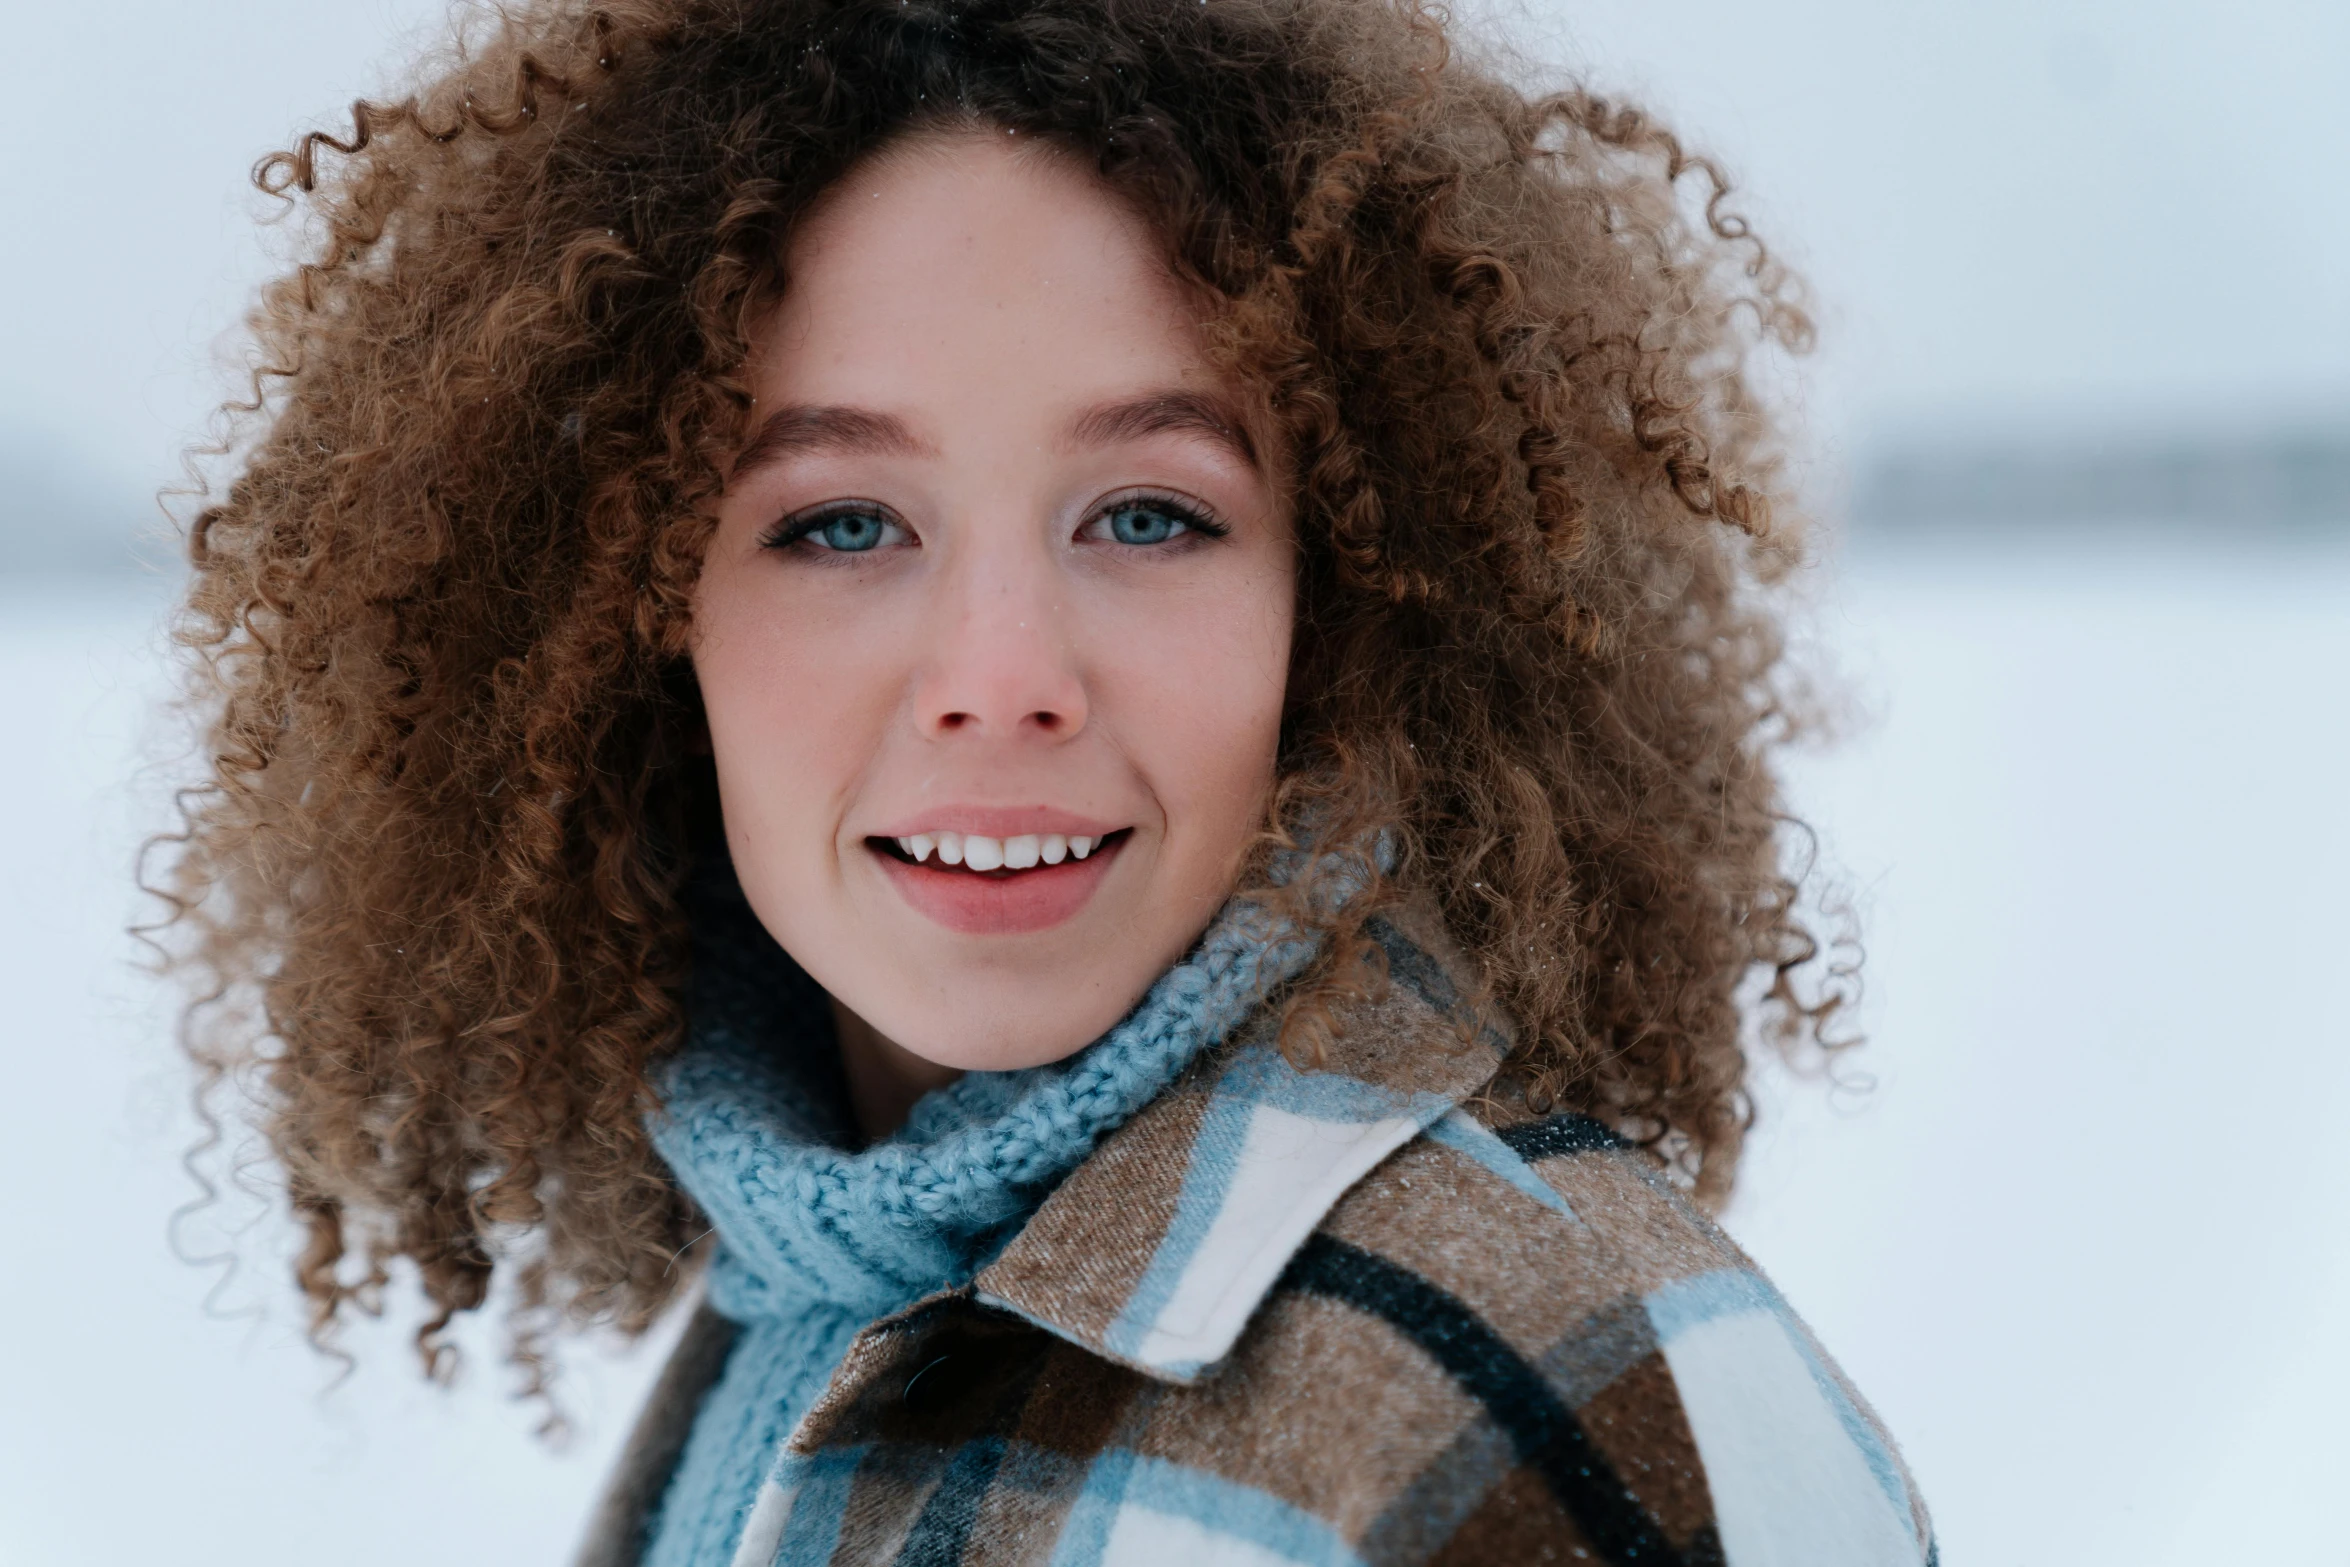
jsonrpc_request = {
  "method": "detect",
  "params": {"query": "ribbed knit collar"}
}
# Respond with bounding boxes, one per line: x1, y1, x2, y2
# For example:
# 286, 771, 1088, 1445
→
648, 870, 1321, 1326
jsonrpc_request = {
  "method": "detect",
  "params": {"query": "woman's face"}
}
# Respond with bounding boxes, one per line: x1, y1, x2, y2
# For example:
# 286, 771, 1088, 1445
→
691, 131, 1294, 1074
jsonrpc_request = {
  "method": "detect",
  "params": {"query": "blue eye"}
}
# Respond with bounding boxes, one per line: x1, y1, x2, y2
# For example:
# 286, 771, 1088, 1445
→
1106, 503, 1182, 545
768, 506, 907, 553
1092, 497, 1222, 546
810, 510, 889, 550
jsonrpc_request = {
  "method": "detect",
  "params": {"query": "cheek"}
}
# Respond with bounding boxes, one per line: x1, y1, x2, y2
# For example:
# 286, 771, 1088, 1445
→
691, 558, 898, 870
1107, 558, 1293, 848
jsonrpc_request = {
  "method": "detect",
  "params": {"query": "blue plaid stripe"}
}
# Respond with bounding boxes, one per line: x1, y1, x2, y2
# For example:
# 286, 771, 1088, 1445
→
1102, 1043, 1456, 1373
736, 1444, 866, 1567
975, 913, 1510, 1380
895, 1436, 1009, 1566
1100, 1083, 1257, 1371
1648, 1269, 1918, 1531
1048, 1448, 1368, 1567
1423, 1108, 1576, 1219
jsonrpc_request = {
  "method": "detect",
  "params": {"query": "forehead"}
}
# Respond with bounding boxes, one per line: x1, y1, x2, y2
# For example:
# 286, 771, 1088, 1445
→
753, 130, 1222, 415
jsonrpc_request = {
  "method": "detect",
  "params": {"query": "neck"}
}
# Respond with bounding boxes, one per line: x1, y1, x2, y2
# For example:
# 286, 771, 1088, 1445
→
830, 996, 963, 1142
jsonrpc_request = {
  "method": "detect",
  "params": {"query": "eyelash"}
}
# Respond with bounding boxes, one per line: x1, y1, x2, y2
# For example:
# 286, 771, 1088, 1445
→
1080, 490, 1233, 549
757, 500, 908, 555
756, 491, 1234, 555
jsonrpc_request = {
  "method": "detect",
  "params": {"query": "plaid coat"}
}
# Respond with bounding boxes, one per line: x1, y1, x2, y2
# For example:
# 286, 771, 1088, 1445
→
579, 906, 1936, 1566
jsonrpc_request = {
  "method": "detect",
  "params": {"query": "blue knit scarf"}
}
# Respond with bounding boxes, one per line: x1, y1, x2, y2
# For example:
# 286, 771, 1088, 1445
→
637, 872, 1320, 1566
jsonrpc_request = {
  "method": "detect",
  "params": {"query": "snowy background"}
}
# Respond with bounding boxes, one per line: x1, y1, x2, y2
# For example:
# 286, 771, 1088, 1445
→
2, 0, 2345, 1563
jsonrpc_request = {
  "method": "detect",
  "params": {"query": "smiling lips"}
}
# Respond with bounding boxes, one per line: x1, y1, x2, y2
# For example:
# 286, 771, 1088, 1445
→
870, 826, 1130, 935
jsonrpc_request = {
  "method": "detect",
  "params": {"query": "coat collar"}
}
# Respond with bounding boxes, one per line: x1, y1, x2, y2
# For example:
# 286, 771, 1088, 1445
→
973, 902, 1509, 1384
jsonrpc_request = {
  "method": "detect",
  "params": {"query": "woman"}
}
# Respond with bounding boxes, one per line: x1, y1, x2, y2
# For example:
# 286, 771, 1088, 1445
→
163, 0, 1932, 1560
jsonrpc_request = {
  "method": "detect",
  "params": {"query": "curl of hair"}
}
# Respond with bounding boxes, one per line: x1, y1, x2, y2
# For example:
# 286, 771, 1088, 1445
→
156, 0, 1853, 1380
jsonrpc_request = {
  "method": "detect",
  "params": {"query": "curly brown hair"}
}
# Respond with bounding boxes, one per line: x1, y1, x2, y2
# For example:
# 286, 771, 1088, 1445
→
157, 0, 1848, 1377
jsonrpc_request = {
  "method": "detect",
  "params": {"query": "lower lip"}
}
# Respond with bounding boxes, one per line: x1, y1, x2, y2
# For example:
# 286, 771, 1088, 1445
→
873, 836, 1125, 935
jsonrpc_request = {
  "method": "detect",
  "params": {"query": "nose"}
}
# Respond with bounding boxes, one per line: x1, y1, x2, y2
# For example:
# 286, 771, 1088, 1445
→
912, 549, 1089, 743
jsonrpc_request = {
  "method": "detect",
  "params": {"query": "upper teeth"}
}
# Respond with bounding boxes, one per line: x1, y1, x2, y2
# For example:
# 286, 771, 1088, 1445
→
896, 832, 1097, 866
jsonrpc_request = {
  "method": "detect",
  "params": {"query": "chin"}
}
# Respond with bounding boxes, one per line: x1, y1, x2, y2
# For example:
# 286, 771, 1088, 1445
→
869, 932, 1174, 1070
884, 985, 1143, 1073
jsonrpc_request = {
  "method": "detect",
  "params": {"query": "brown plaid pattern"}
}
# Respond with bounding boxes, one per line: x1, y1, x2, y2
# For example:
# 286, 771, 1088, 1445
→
581, 909, 1934, 1566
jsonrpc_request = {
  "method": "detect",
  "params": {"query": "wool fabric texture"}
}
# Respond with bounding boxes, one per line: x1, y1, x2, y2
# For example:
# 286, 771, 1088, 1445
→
637, 875, 1320, 1567
587, 896, 1938, 1567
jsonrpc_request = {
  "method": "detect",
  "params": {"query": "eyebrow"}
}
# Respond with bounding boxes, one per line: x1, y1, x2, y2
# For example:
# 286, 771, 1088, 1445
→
1066, 390, 1260, 470
729, 404, 933, 479
729, 388, 1261, 483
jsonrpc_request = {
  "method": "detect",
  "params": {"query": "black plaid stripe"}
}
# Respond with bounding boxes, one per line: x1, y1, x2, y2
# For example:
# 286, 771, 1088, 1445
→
1279, 1234, 1699, 1567
1497, 1112, 1629, 1161
891, 1436, 1008, 1567
1361, 916, 1512, 1055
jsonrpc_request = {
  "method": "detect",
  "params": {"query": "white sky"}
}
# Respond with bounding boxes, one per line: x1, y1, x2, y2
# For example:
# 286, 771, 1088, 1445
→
1, 0, 2344, 530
